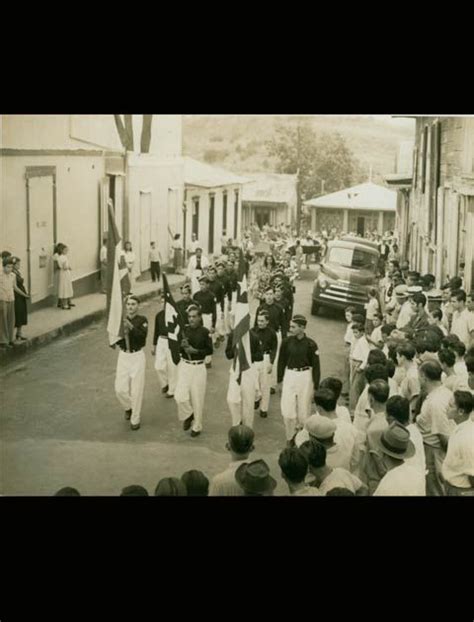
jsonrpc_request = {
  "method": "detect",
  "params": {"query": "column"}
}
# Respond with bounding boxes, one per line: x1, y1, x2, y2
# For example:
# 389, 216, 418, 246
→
343, 208, 349, 233
378, 210, 384, 235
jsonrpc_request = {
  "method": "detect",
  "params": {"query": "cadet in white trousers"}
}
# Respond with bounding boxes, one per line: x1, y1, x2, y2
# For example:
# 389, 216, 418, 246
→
252, 311, 278, 418
174, 306, 213, 437
152, 293, 177, 398
225, 328, 263, 428
193, 276, 217, 368
277, 315, 321, 444
254, 288, 286, 392
114, 296, 148, 430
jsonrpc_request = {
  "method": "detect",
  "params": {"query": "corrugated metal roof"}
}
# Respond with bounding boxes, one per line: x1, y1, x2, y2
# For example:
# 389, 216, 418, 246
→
242, 173, 297, 204
304, 182, 396, 212
183, 156, 251, 188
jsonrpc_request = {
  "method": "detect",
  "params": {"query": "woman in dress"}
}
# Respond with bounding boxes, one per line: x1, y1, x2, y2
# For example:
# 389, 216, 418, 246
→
172, 234, 183, 275
53, 242, 64, 308
57, 245, 74, 310
11, 257, 30, 341
255, 254, 277, 300
123, 241, 139, 283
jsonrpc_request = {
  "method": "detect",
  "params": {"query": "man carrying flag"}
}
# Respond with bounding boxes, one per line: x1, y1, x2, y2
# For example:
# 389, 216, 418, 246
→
107, 199, 148, 431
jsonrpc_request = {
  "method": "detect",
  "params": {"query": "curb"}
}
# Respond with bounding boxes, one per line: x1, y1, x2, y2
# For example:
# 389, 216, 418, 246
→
0, 278, 186, 368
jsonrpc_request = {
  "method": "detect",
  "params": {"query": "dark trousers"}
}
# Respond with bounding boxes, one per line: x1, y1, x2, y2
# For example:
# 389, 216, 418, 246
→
150, 262, 161, 282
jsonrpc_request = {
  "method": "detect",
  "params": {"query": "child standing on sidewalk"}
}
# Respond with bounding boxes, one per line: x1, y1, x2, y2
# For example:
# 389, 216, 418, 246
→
149, 241, 162, 283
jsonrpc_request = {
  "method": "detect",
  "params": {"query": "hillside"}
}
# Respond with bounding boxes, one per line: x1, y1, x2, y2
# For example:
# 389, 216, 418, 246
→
182, 115, 415, 184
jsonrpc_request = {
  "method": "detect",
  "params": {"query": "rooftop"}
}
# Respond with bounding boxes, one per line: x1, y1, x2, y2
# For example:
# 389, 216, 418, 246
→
242, 172, 297, 204
304, 181, 396, 212
183, 156, 251, 188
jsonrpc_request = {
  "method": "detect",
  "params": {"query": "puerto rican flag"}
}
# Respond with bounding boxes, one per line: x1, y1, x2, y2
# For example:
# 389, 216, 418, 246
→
107, 201, 131, 346
162, 272, 183, 365
232, 248, 252, 384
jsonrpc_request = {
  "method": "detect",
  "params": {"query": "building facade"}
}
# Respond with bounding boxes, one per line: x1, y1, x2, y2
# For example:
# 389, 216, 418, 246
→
241, 173, 297, 229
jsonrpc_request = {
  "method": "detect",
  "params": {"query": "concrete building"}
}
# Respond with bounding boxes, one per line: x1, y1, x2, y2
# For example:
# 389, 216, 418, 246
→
304, 182, 397, 237
385, 117, 474, 291
241, 173, 297, 229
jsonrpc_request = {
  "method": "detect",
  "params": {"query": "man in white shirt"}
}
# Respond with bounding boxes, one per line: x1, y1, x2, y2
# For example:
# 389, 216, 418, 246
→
442, 390, 474, 495
278, 447, 321, 496
450, 290, 474, 348
189, 233, 201, 256
342, 306, 356, 397
186, 247, 209, 295
350, 321, 371, 411
320, 377, 351, 425
416, 360, 455, 496
209, 425, 255, 496
396, 342, 421, 422
396, 290, 415, 330
373, 423, 426, 496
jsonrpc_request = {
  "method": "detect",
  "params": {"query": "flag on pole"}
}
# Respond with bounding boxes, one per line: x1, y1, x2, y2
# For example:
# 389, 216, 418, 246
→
162, 272, 183, 365
107, 201, 131, 346
232, 248, 252, 385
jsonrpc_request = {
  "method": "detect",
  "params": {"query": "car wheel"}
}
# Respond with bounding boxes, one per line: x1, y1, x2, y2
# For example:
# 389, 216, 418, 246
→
311, 300, 320, 316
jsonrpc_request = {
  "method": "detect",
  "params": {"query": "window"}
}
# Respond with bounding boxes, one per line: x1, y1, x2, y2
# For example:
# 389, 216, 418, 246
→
234, 190, 239, 239
222, 191, 228, 234
192, 197, 199, 237
327, 247, 378, 272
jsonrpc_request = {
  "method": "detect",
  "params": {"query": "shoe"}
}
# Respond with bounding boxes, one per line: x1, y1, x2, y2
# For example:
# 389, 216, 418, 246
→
260, 411, 268, 418
16, 336, 27, 341
270, 388, 276, 395
69, 303, 76, 307
183, 414, 194, 431
125, 409, 132, 420
254, 399, 261, 410
161, 385, 169, 394
131, 423, 140, 431
165, 394, 174, 399
190, 430, 201, 438
206, 362, 212, 369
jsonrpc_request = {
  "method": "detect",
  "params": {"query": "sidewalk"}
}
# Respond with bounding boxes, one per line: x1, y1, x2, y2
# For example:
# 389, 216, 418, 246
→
0, 273, 185, 368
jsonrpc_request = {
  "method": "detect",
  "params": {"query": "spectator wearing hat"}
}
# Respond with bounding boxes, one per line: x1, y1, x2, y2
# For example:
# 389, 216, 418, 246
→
152, 290, 177, 399
301, 439, 367, 496
278, 447, 321, 496
187, 247, 209, 296
373, 423, 426, 496
176, 283, 193, 323
450, 290, 474, 349
442, 391, 474, 495
114, 295, 148, 431
277, 315, 321, 444
193, 275, 217, 367
235, 459, 277, 496
416, 361, 455, 495
181, 470, 209, 496
209, 425, 255, 496
396, 287, 417, 330
155, 478, 187, 496
396, 343, 421, 421
255, 286, 287, 393
295, 414, 354, 474
121, 485, 149, 496
385, 283, 407, 325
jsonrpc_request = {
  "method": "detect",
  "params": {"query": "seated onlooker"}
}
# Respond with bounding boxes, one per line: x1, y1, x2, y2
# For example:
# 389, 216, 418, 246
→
373, 423, 426, 496
235, 459, 277, 496
121, 485, 149, 496
301, 439, 367, 496
54, 487, 81, 496
209, 425, 255, 496
154, 478, 187, 496
278, 447, 321, 496
181, 470, 209, 496
320, 377, 351, 424
442, 390, 474, 496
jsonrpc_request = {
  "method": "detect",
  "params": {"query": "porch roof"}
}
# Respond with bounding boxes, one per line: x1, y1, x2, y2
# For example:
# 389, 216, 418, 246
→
183, 157, 251, 189
304, 182, 396, 212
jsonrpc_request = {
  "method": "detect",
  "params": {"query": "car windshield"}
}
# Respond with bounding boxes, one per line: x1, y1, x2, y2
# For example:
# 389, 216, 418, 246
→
327, 246, 377, 271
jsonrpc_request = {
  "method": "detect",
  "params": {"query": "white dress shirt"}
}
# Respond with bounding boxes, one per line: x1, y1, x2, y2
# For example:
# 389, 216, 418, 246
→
209, 459, 248, 496
374, 462, 426, 496
451, 309, 474, 348
318, 468, 364, 495
442, 419, 474, 488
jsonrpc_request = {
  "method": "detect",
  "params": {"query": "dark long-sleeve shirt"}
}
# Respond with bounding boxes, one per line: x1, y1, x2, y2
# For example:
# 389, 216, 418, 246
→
116, 314, 148, 352
225, 271, 238, 301
252, 326, 278, 364
225, 330, 264, 363
208, 278, 225, 308
193, 290, 217, 327
254, 302, 287, 337
277, 334, 320, 388
153, 309, 167, 345
216, 274, 230, 308
180, 325, 213, 361
176, 297, 193, 323
274, 296, 291, 333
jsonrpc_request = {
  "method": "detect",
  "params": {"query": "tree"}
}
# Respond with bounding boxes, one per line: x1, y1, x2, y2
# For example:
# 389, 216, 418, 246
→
266, 119, 362, 232
113, 114, 153, 153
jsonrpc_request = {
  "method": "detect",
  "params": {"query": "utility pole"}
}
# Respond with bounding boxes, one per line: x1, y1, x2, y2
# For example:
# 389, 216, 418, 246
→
296, 120, 302, 236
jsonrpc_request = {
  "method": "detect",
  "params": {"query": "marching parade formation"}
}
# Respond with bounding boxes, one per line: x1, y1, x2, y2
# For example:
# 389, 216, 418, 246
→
90, 211, 474, 497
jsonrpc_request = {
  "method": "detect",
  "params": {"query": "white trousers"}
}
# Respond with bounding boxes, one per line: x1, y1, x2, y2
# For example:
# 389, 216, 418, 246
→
227, 365, 258, 428
254, 354, 272, 412
224, 297, 233, 334
115, 350, 146, 426
216, 307, 226, 338
154, 336, 178, 395
281, 368, 314, 441
270, 330, 282, 389
174, 360, 207, 432
202, 313, 213, 363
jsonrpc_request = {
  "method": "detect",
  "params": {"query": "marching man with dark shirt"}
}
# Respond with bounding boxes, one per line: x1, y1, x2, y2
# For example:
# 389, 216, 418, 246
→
255, 286, 287, 394
176, 283, 193, 324
252, 310, 278, 418
225, 322, 264, 429
193, 275, 217, 368
224, 260, 238, 334
114, 295, 148, 431
174, 305, 213, 437
207, 265, 226, 345
277, 314, 321, 445
151, 291, 176, 399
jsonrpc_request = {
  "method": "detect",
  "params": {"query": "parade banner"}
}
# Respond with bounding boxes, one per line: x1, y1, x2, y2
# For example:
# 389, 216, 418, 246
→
162, 272, 183, 365
107, 201, 131, 346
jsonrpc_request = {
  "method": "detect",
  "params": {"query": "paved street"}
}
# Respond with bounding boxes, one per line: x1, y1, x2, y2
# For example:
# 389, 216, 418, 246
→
0, 269, 346, 496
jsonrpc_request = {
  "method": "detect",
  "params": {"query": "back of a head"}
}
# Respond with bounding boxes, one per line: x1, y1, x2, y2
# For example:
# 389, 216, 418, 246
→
365, 363, 388, 383
368, 379, 390, 405
54, 487, 81, 497
438, 347, 455, 368
326, 487, 355, 497
314, 388, 338, 413
381, 323, 396, 337
397, 342, 416, 362
278, 447, 308, 484
320, 377, 343, 401
454, 390, 473, 415
420, 360, 442, 382
181, 470, 209, 496
155, 478, 187, 497
442, 334, 461, 351
466, 355, 474, 374
121, 485, 149, 497
228, 424, 254, 455
386, 395, 410, 425
367, 348, 387, 366
300, 440, 326, 469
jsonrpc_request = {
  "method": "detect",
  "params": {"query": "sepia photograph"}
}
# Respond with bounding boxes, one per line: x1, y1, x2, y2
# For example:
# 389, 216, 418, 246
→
1, 113, 473, 497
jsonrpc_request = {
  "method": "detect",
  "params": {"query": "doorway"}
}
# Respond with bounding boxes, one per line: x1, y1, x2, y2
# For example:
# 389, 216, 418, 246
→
255, 206, 270, 229
139, 190, 152, 272
357, 216, 365, 236
208, 193, 215, 254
